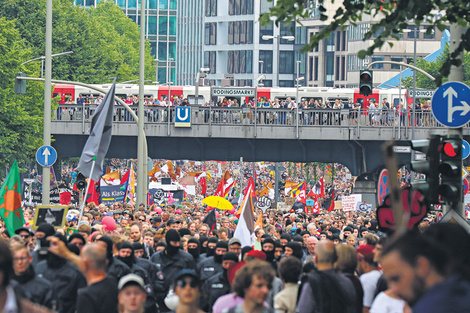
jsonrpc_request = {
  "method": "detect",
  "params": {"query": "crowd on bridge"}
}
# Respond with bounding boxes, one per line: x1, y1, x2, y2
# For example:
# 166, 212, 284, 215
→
54, 93, 437, 127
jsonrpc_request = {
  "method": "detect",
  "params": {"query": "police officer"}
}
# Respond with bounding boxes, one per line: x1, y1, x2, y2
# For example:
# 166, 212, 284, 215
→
97, 236, 131, 284
204, 252, 239, 312
35, 233, 87, 313
117, 242, 157, 313
198, 241, 227, 283
150, 229, 195, 312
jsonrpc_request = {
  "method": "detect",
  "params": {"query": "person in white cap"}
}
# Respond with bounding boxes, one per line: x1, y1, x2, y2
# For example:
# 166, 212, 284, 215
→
118, 274, 147, 313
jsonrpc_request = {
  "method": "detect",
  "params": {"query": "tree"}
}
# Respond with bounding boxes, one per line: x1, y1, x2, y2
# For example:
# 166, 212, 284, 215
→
0, 18, 44, 178
259, 0, 470, 85
0, 0, 155, 83
402, 45, 470, 89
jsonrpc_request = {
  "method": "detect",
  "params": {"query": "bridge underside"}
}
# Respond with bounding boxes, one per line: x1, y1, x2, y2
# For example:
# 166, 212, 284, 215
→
53, 134, 413, 176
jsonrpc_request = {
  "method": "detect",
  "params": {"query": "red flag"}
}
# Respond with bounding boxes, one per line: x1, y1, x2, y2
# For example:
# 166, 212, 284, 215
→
312, 198, 320, 214
60, 191, 71, 205
200, 176, 207, 196
310, 178, 324, 198
295, 182, 307, 204
214, 178, 224, 197
86, 179, 99, 205
327, 191, 336, 212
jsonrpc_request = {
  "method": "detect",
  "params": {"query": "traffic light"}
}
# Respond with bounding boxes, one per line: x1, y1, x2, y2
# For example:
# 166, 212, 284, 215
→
359, 70, 373, 96
438, 136, 462, 205
76, 173, 87, 190
410, 135, 441, 204
15, 72, 26, 94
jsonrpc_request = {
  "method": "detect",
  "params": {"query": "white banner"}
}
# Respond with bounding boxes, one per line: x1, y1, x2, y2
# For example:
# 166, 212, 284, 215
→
342, 194, 362, 212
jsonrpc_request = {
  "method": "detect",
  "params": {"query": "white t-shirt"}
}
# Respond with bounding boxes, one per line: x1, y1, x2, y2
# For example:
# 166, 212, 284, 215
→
360, 270, 382, 307
370, 291, 406, 313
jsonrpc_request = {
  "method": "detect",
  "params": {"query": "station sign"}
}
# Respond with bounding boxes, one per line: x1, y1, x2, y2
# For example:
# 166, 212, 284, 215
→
211, 87, 256, 97
407, 89, 435, 98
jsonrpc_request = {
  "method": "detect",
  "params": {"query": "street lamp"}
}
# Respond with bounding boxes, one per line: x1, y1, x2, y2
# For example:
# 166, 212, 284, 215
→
258, 61, 264, 87
21, 51, 73, 78
195, 68, 210, 106
261, 35, 295, 87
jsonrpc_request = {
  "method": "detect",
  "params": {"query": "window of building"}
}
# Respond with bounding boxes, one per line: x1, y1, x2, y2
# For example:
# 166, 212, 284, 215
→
259, 50, 273, 74
148, 16, 157, 35
158, 41, 167, 61
228, 22, 234, 44
149, 0, 157, 9
342, 30, 346, 51
280, 51, 294, 74
325, 32, 335, 52
169, 42, 176, 59
309, 56, 313, 81
205, 0, 217, 16
247, 0, 254, 14
158, 67, 167, 83
335, 56, 340, 80
407, 25, 419, 39
247, 21, 253, 43
326, 53, 334, 82
128, 0, 136, 8
229, 21, 253, 45
341, 56, 345, 81
262, 80, 273, 87
314, 57, 319, 81
159, 0, 168, 9
205, 22, 217, 45
280, 80, 294, 87
169, 16, 176, 36
227, 50, 253, 74
169, 0, 176, 10
371, 56, 384, 69
260, 23, 273, 44
336, 31, 341, 51
280, 22, 295, 44
234, 22, 240, 44
391, 57, 404, 69
150, 42, 157, 57
295, 27, 308, 45
260, 0, 272, 14
423, 26, 435, 39
159, 16, 168, 35
204, 51, 217, 73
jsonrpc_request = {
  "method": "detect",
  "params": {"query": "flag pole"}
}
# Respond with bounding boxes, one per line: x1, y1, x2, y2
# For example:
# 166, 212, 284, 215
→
78, 155, 97, 223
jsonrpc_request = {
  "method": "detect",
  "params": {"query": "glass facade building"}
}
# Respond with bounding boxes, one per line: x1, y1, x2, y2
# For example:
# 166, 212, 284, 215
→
75, 0, 203, 85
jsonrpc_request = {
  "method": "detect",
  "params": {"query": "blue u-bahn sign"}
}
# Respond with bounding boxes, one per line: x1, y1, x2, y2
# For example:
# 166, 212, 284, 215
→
175, 107, 191, 127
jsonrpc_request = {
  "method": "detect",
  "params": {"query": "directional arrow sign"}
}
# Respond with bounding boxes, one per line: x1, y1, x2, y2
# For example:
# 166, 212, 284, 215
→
36, 145, 57, 167
432, 81, 470, 128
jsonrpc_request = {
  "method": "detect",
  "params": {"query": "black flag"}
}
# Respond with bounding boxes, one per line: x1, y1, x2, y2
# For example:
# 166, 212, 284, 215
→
202, 209, 217, 234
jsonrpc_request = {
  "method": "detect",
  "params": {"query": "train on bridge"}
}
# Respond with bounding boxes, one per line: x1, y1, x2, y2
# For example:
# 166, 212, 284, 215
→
53, 84, 417, 109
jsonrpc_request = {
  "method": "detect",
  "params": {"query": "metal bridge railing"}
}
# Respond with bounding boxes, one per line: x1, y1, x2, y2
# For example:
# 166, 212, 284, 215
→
52, 104, 446, 129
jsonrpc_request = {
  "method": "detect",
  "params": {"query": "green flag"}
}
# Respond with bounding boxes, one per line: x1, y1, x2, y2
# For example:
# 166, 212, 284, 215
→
0, 160, 24, 236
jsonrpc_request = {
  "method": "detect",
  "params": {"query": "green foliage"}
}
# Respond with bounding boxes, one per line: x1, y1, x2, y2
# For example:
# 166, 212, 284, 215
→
402, 45, 470, 89
260, 0, 470, 85
0, 18, 44, 177
0, 0, 155, 84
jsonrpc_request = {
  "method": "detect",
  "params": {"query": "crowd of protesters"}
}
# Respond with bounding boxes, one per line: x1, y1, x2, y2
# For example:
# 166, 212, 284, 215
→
1, 197, 469, 313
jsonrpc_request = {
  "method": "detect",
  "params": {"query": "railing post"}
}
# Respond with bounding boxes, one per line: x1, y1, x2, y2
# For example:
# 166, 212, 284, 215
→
167, 104, 170, 136
82, 102, 85, 133
254, 103, 257, 138
209, 106, 212, 137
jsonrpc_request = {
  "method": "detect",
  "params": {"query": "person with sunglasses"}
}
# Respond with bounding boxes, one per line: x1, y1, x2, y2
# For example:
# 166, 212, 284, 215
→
14, 227, 33, 250
173, 269, 204, 313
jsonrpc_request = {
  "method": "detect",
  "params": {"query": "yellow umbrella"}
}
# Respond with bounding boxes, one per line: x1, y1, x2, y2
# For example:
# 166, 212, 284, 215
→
202, 196, 233, 210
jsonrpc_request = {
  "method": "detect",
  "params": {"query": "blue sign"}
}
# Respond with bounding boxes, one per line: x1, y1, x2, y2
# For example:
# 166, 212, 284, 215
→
36, 145, 57, 167
464, 179, 469, 196
175, 107, 191, 127
432, 82, 470, 128
463, 140, 470, 160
